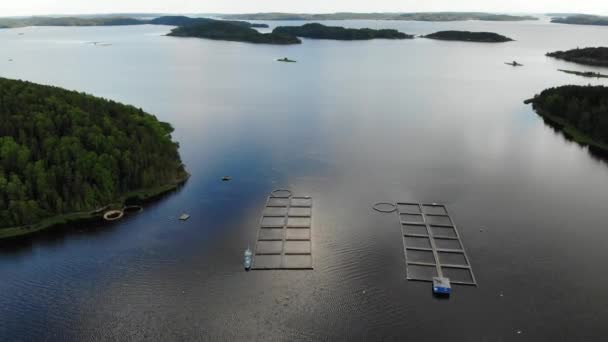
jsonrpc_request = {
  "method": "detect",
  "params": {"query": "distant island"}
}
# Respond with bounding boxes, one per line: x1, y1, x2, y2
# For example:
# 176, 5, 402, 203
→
526, 85, 608, 151
249, 23, 269, 28
147, 16, 269, 28
547, 47, 608, 67
273, 23, 413, 40
546, 13, 583, 17
423, 31, 513, 43
0, 15, 269, 29
168, 21, 301, 44
0, 16, 144, 28
551, 14, 608, 26
0, 77, 188, 239
558, 69, 608, 78
0, 15, 422, 45
221, 12, 538, 22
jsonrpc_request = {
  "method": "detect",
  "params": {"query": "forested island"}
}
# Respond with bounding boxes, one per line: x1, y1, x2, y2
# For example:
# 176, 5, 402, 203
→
551, 14, 608, 26
547, 47, 608, 67
168, 21, 301, 44
0, 16, 144, 28
147, 16, 268, 28
424, 31, 513, 43
0, 77, 188, 239
221, 12, 537, 22
0, 15, 268, 29
0, 14, 418, 45
273, 23, 412, 40
526, 85, 608, 151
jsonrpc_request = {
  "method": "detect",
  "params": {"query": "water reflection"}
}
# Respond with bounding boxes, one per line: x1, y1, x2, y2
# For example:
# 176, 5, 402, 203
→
539, 115, 608, 165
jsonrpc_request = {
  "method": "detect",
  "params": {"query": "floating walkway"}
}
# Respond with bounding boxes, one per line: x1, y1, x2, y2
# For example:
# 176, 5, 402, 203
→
396, 202, 476, 286
252, 189, 313, 270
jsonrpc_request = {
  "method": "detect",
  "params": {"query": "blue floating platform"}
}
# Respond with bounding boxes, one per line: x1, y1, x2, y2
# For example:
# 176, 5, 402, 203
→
433, 277, 451, 296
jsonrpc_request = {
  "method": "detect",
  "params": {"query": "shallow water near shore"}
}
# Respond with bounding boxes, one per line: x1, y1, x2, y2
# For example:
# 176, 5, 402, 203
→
1, 19, 608, 340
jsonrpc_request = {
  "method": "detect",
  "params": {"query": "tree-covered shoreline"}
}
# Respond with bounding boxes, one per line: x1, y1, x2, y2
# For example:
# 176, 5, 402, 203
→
547, 47, 608, 67
0, 15, 268, 29
0, 77, 188, 232
558, 69, 608, 78
527, 85, 608, 151
0, 16, 145, 28
147, 16, 269, 28
168, 21, 301, 44
221, 12, 538, 22
273, 23, 412, 40
551, 14, 608, 26
423, 31, 513, 43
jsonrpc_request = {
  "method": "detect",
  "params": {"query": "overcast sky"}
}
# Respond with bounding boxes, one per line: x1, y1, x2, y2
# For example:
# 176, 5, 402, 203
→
2, 0, 607, 17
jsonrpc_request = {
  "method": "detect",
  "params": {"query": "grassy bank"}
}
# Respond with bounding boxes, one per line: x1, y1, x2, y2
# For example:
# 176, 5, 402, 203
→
0, 174, 189, 240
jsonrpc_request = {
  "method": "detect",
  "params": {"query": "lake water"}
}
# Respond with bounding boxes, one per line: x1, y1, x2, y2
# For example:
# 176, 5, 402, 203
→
1, 18, 608, 341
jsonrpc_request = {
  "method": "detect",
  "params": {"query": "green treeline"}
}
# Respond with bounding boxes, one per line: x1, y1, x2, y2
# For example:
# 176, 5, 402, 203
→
0, 15, 268, 29
273, 23, 413, 40
0, 77, 186, 228
147, 16, 269, 28
168, 21, 301, 44
558, 69, 608, 78
0, 16, 144, 28
529, 85, 608, 148
424, 31, 513, 42
221, 12, 538, 22
168, 21, 413, 44
547, 47, 608, 67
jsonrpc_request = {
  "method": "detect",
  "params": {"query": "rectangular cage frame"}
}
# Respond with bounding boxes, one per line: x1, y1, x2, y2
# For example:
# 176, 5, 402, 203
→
397, 202, 477, 286
252, 192, 313, 270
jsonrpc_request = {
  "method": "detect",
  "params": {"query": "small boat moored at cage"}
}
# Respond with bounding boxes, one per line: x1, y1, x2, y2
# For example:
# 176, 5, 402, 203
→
244, 247, 253, 271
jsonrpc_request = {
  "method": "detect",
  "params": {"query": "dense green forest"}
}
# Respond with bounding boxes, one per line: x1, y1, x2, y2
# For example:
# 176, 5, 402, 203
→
547, 47, 608, 67
528, 85, 608, 148
424, 31, 513, 42
221, 12, 537, 22
551, 14, 608, 26
168, 21, 301, 44
0, 77, 186, 228
272, 23, 412, 40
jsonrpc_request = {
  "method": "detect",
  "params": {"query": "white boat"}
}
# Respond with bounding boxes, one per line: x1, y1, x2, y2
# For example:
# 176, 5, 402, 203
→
244, 247, 253, 271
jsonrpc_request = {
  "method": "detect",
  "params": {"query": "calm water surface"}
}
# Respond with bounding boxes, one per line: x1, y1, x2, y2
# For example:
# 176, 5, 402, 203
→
1, 19, 608, 341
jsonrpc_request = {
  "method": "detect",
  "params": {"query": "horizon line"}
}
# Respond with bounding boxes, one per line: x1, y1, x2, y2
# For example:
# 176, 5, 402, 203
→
0, 11, 605, 19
